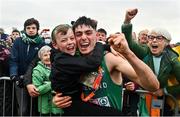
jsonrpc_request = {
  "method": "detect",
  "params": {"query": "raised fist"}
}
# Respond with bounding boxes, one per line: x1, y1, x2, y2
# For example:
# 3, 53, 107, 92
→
124, 8, 138, 24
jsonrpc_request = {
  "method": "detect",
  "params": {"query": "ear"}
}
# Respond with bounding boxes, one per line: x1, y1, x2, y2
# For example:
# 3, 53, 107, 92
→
96, 32, 99, 37
52, 41, 58, 49
95, 32, 99, 41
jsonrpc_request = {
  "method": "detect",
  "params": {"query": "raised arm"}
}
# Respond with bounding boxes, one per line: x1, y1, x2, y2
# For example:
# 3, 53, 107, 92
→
121, 8, 149, 59
108, 33, 159, 92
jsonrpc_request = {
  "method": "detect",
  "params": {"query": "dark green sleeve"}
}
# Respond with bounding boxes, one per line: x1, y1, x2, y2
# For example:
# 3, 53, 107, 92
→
121, 23, 150, 59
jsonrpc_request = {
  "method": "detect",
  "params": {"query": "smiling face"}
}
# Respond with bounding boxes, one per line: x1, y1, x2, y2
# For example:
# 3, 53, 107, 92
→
74, 24, 97, 55
38, 46, 51, 65
147, 31, 168, 56
53, 28, 76, 56
41, 51, 51, 65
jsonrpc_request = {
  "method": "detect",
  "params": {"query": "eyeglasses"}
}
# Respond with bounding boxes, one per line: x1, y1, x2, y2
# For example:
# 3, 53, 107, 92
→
147, 35, 165, 41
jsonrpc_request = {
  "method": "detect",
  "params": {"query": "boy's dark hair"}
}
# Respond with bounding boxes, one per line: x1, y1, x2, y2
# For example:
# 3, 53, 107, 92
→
24, 18, 40, 30
12, 29, 20, 35
97, 28, 107, 35
72, 16, 97, 33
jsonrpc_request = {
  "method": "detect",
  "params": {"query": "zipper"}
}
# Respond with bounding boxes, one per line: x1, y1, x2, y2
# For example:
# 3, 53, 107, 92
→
27, 44, 30, 55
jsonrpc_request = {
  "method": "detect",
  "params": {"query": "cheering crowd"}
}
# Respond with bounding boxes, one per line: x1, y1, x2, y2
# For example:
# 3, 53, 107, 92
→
0, 8, 180, 116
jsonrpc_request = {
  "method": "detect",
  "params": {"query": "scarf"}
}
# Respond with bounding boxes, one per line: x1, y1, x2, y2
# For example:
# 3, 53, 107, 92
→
21, 32, 43, 44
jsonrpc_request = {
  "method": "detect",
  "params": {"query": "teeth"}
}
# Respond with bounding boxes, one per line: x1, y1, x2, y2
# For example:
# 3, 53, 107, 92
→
81, 45, 89, 48
81, 42, 89, 46
67, 46, 74, 49
67, 43, 75, 49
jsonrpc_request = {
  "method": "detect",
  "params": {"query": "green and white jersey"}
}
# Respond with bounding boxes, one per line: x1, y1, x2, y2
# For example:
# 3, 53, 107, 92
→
81, 57, 123, 111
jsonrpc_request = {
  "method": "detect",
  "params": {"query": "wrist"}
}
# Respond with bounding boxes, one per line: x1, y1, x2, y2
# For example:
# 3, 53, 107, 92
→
121, 49, 134, 58
124, 19, 131, 24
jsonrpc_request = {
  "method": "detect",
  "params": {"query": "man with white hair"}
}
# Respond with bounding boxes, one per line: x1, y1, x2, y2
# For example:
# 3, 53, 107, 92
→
122, 8, 180, 116
138, 29, 149, 44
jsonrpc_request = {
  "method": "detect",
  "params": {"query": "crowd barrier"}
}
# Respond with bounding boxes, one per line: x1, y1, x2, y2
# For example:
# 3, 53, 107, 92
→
123, 88, 180, 116
0, 76, 15, 116
0, 76, 62, 116
0, 76, 179, 116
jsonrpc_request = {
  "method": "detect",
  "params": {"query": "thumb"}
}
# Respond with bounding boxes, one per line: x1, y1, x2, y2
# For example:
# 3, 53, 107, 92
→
110, 46, 118, 56
56, 93, 63, 97
33, 87, 39, 92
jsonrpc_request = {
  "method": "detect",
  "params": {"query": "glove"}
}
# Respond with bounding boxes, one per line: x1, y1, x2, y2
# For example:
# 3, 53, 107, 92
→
15, 75, 24, 88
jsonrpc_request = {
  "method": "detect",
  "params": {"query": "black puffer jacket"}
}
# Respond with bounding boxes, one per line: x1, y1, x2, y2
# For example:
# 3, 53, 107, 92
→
50, 42, 105, 98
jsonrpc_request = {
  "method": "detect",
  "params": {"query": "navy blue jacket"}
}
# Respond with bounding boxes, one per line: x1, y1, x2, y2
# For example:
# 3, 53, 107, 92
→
9, 37, 45, 77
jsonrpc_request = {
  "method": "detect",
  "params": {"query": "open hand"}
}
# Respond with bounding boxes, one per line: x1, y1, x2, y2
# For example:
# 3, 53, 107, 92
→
27, 84, 39, 97
53, 93, 72, 108
153, 88, 164, 97
108, 33, 130, 55
125, 82, 135, 91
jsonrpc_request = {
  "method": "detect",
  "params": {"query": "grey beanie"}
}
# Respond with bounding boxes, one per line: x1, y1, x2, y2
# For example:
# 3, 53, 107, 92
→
149, 28, 172, 41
